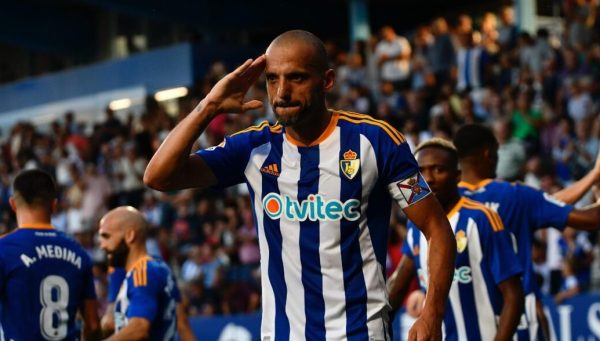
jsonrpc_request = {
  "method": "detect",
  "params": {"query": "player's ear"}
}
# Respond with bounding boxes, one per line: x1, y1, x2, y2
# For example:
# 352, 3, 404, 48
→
455, 169, 462, 183
124, 229, 135, 244
8, 197, 16, 212
324, 69, 335, 91
51, 199, 58, 214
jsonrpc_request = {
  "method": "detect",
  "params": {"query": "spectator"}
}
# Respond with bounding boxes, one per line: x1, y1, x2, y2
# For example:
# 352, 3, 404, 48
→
494, 118, 527, 181
375, 26, 412, 91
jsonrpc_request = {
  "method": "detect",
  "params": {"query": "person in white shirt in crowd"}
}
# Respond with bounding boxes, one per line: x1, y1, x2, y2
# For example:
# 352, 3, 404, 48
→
375, 26, 412, 91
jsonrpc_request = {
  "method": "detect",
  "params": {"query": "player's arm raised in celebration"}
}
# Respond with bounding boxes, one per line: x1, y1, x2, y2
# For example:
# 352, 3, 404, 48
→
104, 317, 150, 341
403, 195, 455, 341
553, 149, 600, 204
144, 56, 266, 192
495, 276, 524, 341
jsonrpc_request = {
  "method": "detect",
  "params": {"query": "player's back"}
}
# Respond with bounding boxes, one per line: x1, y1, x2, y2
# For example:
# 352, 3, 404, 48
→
114, 256, 177, 341
0, 226, 96, 341
458, 179, 573, 295
404, 197, 522, 340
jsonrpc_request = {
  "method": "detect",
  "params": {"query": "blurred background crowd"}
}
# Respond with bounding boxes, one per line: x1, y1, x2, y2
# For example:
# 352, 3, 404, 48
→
1, 1, 600, 320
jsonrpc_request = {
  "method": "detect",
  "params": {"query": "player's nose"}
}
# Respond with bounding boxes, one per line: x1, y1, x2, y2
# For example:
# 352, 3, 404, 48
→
276, 80, 291, 99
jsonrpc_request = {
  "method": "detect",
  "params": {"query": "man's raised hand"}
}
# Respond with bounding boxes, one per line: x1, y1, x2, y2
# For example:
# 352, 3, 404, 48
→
204, 55, 266, 114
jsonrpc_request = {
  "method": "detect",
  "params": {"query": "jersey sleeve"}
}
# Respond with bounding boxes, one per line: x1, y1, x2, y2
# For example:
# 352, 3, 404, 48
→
0, 255, 4, 295
384, 141, 432, 209
82, 257, 97, 300
107, 267, 127, 303
125, 268, 161, 321
480, 214, 523, 284
194, 132, 253, 188
516, 184, 574, 231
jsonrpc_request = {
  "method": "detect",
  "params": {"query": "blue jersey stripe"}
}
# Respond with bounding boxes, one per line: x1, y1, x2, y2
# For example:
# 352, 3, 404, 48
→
443, 304, 458, 341
455, 212, 482, 340
365, 179, 391, 271
339, 125, 368, 339
261, 136, 290, 341
297, 146, 326, 340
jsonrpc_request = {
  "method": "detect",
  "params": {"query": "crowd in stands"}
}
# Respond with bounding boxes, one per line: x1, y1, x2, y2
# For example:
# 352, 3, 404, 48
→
1, 2, 600, 319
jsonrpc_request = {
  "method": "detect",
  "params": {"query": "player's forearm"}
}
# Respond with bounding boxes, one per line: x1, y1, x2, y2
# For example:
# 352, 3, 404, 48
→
495, 277, 524, 341
422, 218, 455, 321
177, 303, 197, 341
567, 203, 600, 231
104, 318, 150, 341
144, 100, 217, 191
554, 169, 600, 204
83, 327, 102, 341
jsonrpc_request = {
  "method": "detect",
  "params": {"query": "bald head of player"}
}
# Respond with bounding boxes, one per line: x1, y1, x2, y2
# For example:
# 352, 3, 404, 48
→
99, 206, 148, 269
265, 30, 335, 132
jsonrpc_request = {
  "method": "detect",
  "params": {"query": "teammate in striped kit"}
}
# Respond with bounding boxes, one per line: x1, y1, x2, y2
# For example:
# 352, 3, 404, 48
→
98, 207, 178, 341
145, 30, 456, 340
388, 138, 524, 340
453, 124, 600, 340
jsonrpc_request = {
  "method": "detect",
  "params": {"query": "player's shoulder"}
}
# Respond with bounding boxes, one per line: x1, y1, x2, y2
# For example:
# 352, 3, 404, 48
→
129, 256, 169, 288
0, 228, 20, 242
228, 120, 282, 141
460, 197, 504, 232
335, 109, 406, 146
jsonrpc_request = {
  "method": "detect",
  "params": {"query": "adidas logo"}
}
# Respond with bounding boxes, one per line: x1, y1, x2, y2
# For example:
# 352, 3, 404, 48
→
261, 163, 280, 176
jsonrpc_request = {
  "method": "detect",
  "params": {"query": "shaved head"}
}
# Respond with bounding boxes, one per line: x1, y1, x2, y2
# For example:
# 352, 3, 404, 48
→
267, 30, 329, 73
101, 206, 148, 242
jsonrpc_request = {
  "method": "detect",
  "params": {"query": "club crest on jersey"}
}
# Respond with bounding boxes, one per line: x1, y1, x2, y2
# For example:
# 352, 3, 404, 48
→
340, 149, 360, 180
396, 172, 431, 205
412, 245, 420, 256
456, 230, 467, 253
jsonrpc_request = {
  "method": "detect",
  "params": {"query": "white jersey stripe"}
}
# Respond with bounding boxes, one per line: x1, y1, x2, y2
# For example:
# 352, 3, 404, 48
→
318, 128, 347, 340
358, 135, 388, 339
467, 217, 498, 340
278, 135, 306, 340
244, 142, 275, 338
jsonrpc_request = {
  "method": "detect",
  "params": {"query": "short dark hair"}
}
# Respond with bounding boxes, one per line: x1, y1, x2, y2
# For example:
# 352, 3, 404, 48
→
415, 137, 458, 170
12, 169, 57, 209
453, 124, 498, 159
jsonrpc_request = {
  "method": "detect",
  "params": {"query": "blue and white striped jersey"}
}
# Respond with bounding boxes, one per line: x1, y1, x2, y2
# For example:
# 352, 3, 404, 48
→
197, 110, 431, 340
458, 179, 573, 296
403, 197, 522, 341
114, 256, 177, 341
458, 179, 574, 340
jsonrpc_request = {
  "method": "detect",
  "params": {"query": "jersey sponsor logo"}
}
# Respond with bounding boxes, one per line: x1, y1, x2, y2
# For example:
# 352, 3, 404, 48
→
395, 173, 431, 205
456, 230, 467, 253
262, 193, 361, 221
340, 149, 360, 180
418, 266, 473, 288
454, 266, 472, 284
260, 163, 280, 177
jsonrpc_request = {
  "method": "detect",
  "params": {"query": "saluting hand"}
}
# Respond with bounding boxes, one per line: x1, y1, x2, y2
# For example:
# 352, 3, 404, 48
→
204, 55, 266, 114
